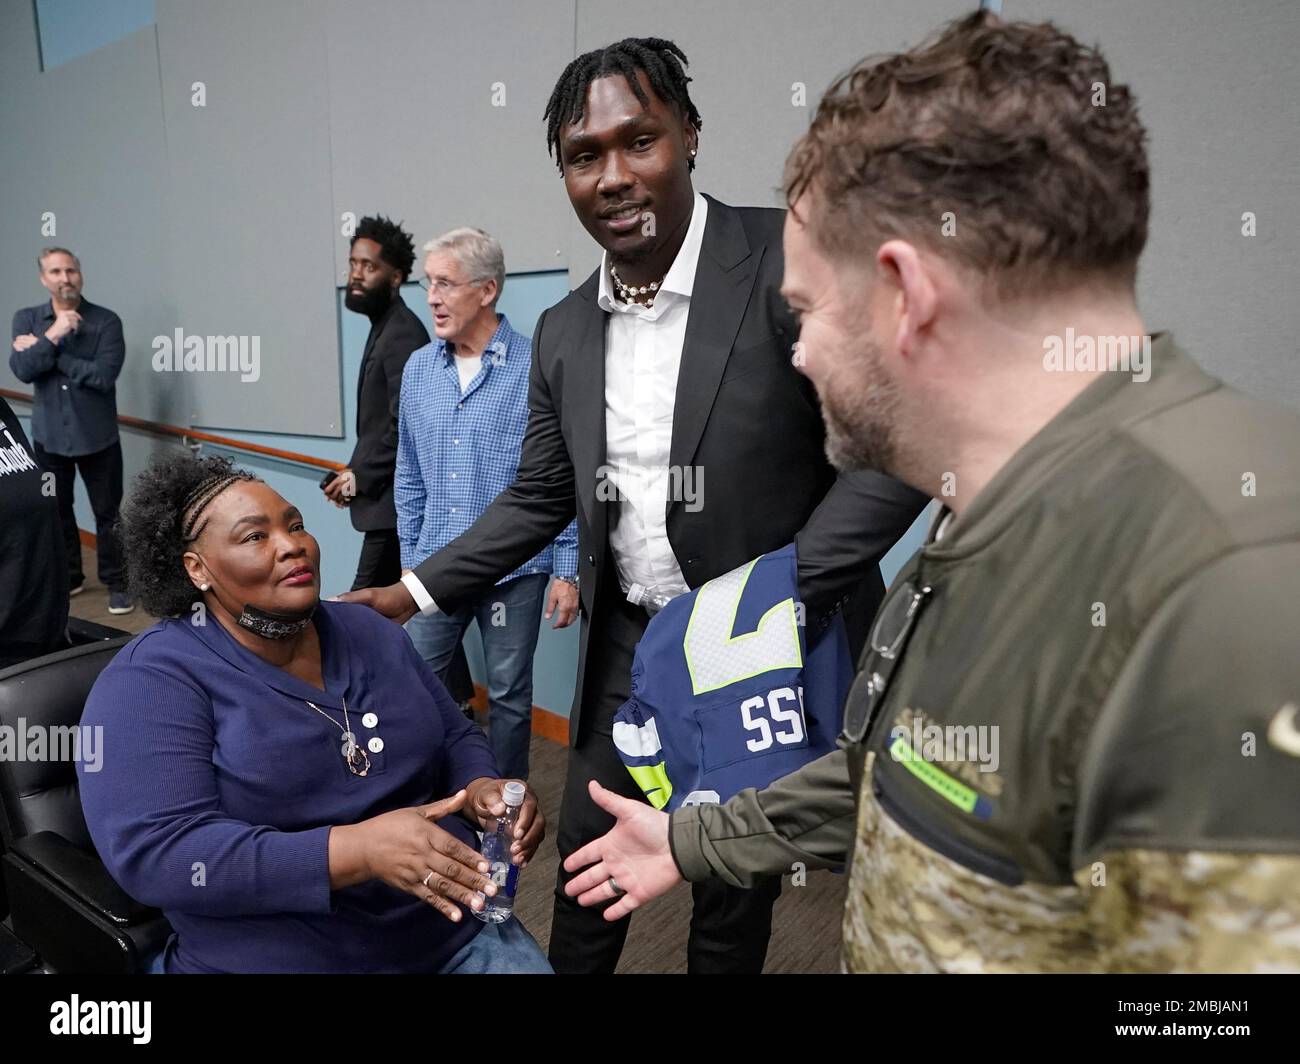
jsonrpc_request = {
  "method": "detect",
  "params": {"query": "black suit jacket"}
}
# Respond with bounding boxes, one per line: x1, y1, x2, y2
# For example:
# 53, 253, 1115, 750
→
414, 195, 928, 737
347, 299, 430, 531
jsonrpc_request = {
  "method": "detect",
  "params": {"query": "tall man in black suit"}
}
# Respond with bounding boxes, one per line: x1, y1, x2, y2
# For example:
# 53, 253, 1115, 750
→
341, 39, 928, 973
326, 216, 431, 590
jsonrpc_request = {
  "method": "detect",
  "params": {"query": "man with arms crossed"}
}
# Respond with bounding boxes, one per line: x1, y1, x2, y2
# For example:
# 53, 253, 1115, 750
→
11, 247, 131, 613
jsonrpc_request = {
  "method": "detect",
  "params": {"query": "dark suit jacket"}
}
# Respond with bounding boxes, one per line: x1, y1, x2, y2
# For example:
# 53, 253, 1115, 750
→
347, 299, 430, 531
414, 194, 928, 738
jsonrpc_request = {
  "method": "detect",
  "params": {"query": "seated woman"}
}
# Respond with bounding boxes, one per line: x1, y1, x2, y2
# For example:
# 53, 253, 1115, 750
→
77, 452, 551, 973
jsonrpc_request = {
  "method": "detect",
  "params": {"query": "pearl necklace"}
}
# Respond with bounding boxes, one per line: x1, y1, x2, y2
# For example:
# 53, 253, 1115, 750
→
610, 263, 663, 308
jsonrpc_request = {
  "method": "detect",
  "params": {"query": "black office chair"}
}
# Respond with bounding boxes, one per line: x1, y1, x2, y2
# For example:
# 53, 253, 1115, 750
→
0, 638, 172, 973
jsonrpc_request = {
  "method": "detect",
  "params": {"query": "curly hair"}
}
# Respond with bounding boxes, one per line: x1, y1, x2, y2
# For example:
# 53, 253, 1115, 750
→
352, 215, 417, 282
120, 451, 260, 617
784, 10, 1150, 297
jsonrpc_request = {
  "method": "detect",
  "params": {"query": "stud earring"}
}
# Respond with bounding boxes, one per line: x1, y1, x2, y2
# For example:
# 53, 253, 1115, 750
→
200, 583, 209, 591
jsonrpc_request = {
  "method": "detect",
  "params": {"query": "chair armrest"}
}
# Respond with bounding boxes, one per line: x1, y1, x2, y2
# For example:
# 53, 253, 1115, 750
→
66, 615, 131, 644
3, 839, 172, 973
10, 831, 153, 925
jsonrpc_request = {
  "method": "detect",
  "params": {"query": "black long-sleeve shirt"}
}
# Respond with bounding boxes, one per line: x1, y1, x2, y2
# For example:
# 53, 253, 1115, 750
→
10, 297, 124, 456
0, 396, 68, 668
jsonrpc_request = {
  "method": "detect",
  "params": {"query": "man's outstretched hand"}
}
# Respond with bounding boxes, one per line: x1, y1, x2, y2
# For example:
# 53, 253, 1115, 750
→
562, 780, 683, 921
334, 580, 419, 624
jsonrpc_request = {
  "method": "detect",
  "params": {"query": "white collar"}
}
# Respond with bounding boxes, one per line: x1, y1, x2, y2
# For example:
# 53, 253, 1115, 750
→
597, 191, 709, 313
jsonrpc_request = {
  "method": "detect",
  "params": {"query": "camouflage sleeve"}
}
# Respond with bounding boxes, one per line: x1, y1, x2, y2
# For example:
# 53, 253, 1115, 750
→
1072, 544, 1300, 972
669, 746, 857, 888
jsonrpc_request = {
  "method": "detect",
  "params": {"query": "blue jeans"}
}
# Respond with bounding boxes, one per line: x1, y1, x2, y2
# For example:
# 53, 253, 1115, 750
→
405, 572, 548, 780
440, 918, 553, 974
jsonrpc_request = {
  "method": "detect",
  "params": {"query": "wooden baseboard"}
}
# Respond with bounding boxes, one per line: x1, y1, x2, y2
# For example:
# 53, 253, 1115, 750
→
467, 684, 569, 745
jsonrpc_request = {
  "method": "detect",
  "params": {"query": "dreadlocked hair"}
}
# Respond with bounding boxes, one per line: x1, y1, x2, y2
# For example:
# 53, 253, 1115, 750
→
544, 37, 702, 173
120, 451, 259, 617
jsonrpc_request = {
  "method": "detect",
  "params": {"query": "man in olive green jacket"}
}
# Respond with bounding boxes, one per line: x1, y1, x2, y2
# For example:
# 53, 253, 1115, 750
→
560, 11, 1300, 973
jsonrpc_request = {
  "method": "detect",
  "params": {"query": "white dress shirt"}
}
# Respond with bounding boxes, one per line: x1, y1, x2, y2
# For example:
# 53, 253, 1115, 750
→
598, 191, 708, 601
402, 192, 709, 616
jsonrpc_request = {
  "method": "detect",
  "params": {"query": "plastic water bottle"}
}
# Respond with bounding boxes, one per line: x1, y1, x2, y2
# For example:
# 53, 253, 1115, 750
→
627, 582, 679, 615
474, 781, 525, 923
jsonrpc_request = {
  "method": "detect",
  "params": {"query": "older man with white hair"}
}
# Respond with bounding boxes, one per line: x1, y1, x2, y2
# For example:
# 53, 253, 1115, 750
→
394, 227, 578, 781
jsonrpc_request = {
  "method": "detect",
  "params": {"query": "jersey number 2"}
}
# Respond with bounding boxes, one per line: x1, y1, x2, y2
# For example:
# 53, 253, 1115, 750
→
682, 557, 803, 696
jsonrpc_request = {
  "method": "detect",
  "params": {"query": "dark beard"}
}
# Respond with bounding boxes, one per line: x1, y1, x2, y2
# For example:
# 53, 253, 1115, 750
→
345, 283, 393, 317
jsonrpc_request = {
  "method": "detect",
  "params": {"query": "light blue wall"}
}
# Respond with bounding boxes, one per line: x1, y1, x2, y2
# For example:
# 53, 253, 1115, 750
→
879, 512, 930, 589
35, 0, 156, 71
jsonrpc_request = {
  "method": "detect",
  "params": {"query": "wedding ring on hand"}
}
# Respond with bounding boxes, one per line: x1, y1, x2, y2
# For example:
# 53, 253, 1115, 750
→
608, 876, 626, 898
422, 870, 434, 887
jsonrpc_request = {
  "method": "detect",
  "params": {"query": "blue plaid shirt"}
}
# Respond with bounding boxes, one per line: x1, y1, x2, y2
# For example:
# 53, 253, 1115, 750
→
395, 313, 577, 584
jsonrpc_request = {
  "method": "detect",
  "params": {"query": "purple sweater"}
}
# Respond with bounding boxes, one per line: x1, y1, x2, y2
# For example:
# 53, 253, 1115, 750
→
77, 601, 496, 973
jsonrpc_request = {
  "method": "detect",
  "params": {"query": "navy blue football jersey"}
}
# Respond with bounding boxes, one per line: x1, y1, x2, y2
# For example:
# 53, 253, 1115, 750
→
613, 543, 852, 811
